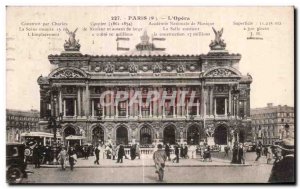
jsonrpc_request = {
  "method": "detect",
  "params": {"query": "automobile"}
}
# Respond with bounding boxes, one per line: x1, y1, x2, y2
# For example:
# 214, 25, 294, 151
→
6, 143, 28, 183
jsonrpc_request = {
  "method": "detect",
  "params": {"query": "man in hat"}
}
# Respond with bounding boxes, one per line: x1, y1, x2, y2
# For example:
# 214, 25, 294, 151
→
153, 144, 167, 181
268, 138, 294, 183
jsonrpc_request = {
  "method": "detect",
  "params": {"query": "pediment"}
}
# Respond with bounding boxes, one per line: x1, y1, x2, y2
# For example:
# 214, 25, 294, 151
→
49, 67, 88, 79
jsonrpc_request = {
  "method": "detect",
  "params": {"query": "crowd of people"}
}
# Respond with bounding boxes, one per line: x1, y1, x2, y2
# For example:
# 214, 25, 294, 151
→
28, 138, 294, 183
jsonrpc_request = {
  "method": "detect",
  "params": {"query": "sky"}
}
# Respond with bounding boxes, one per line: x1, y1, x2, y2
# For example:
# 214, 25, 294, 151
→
6, 6, 294, 111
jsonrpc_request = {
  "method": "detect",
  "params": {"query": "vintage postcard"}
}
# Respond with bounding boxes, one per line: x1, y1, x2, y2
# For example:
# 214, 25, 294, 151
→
6, 6, 294, 184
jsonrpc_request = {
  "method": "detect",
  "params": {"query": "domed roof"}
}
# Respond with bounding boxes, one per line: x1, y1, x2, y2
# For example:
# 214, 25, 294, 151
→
123, 31, 167, 56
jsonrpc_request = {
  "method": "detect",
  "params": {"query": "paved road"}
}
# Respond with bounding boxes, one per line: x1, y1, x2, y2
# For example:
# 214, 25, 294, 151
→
23, 163, 273, 183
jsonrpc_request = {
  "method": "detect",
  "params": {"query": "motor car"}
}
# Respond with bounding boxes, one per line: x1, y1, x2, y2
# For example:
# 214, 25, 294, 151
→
6, 143, 28, 183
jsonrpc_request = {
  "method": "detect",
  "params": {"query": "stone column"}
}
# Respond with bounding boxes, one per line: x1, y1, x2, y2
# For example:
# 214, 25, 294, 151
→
74, 100, 77, 116
225, 98, 227, 116
196, 99, 200, 117
150, 101, 152, 117
177, 87, 181, 117
115, 102, 118, 118
210, 86, 213, 116
85, 84, 90, 117
158, 87, 163, 117
153, 87, 158, 117
92, 99, 95, 117
63, 99, 66, 116
214, 98, 217, 116
186, 99, 189, 117
77, 87, 81, 117
126, 100, 129, 118
59, 89, 62, 114
129, 87, 134, 117
173, 103, 175, 117
228, 86, 232, 116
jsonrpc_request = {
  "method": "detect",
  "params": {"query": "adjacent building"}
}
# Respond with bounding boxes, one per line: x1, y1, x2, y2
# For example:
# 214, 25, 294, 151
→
6, 109, 40, 143
251, 103, 294, 145
37, 29, 252, 147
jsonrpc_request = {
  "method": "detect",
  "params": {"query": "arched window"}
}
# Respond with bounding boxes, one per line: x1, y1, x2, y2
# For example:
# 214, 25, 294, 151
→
140, 126, 152, 145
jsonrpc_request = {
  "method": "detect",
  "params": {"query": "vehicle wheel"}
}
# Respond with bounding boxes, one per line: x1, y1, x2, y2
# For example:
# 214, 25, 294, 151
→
24, 148, 32, 157
7, 167, 24, 183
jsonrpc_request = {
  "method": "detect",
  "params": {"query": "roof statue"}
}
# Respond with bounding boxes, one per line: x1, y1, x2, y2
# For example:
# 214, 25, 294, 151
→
64, 28, 81, 51
209, 27, 226, 50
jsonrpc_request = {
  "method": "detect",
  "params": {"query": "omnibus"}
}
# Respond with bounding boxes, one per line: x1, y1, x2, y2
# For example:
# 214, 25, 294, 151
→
20, 132, 62, 158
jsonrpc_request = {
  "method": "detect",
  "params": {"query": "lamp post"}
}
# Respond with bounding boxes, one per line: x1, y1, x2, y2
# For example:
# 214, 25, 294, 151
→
48, 112, 63, 164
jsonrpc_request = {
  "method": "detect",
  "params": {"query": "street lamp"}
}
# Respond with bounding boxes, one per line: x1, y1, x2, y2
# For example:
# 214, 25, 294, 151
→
47, 112, 63, 164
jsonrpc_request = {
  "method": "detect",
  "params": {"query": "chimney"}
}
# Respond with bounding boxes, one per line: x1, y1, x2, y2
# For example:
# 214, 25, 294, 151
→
267, 103, 273, 107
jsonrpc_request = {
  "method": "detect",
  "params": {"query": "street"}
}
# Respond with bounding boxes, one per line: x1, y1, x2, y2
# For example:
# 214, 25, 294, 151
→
23, 164, 273, 183
22, 152, 274, 184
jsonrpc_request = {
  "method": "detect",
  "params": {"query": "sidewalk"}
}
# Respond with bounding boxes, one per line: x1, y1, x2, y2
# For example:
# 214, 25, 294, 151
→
41, 156, 253, 168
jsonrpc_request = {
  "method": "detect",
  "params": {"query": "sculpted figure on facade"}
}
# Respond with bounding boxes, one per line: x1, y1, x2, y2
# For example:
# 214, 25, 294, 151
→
176, 64, 185, 73
206, 68, 235, 77
210, 27, 226, 49
64, 28, 81, 51
104, 63, 115, 74
128, 63, 138, 74
153, 63, 162, 74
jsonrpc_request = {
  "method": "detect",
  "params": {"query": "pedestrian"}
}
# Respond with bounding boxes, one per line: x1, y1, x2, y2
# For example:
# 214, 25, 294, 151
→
83, 146, 89, 160
117, 144, 125, 163
68, 147, 77, 171
203, 146, 212, 162
106, 145, 112, 159
266, 146, 272, 164
130, 144, 136, 160
111, 144, 116, 160
100, 142, 105, 160
94, 144, 100, 165
271, 146, 281, 163
165, 143, 171, 161
255, 142, 262, 161
189, 145, 196, 159
184, 145, 189, 159
263, 146, 268, 157
136, 144, 141, 159
224, 145, 230, 158
32, 144, 41, 168
180, 144, 184, 158
231, 143, 239, 164
153, 144, 167, 181
269, 138, 294, 183
172, 144, 179, 163
238, 143, 244, 164
57, 147, 67, 170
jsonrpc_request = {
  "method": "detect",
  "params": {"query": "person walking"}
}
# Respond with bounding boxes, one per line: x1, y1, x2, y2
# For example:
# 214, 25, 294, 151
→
57, 147, 67, 170
94, 144, 100, 165
180, 144, 184, 158
238, 143, 244, 164
255, 142, 263, 161
189, 145, 196, 159
231, 143, 239, 164
184, 145, 189, 159
269, 138, 294, 183
32, 145, 41, 168
172, 144, 179, 163
153, 144, 167, 181
68, 147, 77, 171
117, 144, 125, 163
165, 143, 171, 161
130, 144, 136, 160
136, 144, 141, 159
224, 145, 230, 158
111, 144, 116, 160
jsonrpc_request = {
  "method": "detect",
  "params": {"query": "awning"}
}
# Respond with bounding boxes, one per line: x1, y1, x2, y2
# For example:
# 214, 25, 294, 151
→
65, 135, 85, 140
21, 132, 62, 138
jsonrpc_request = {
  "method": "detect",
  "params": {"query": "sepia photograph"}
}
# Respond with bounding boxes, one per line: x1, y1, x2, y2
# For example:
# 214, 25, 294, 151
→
5, 6, 295, 184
